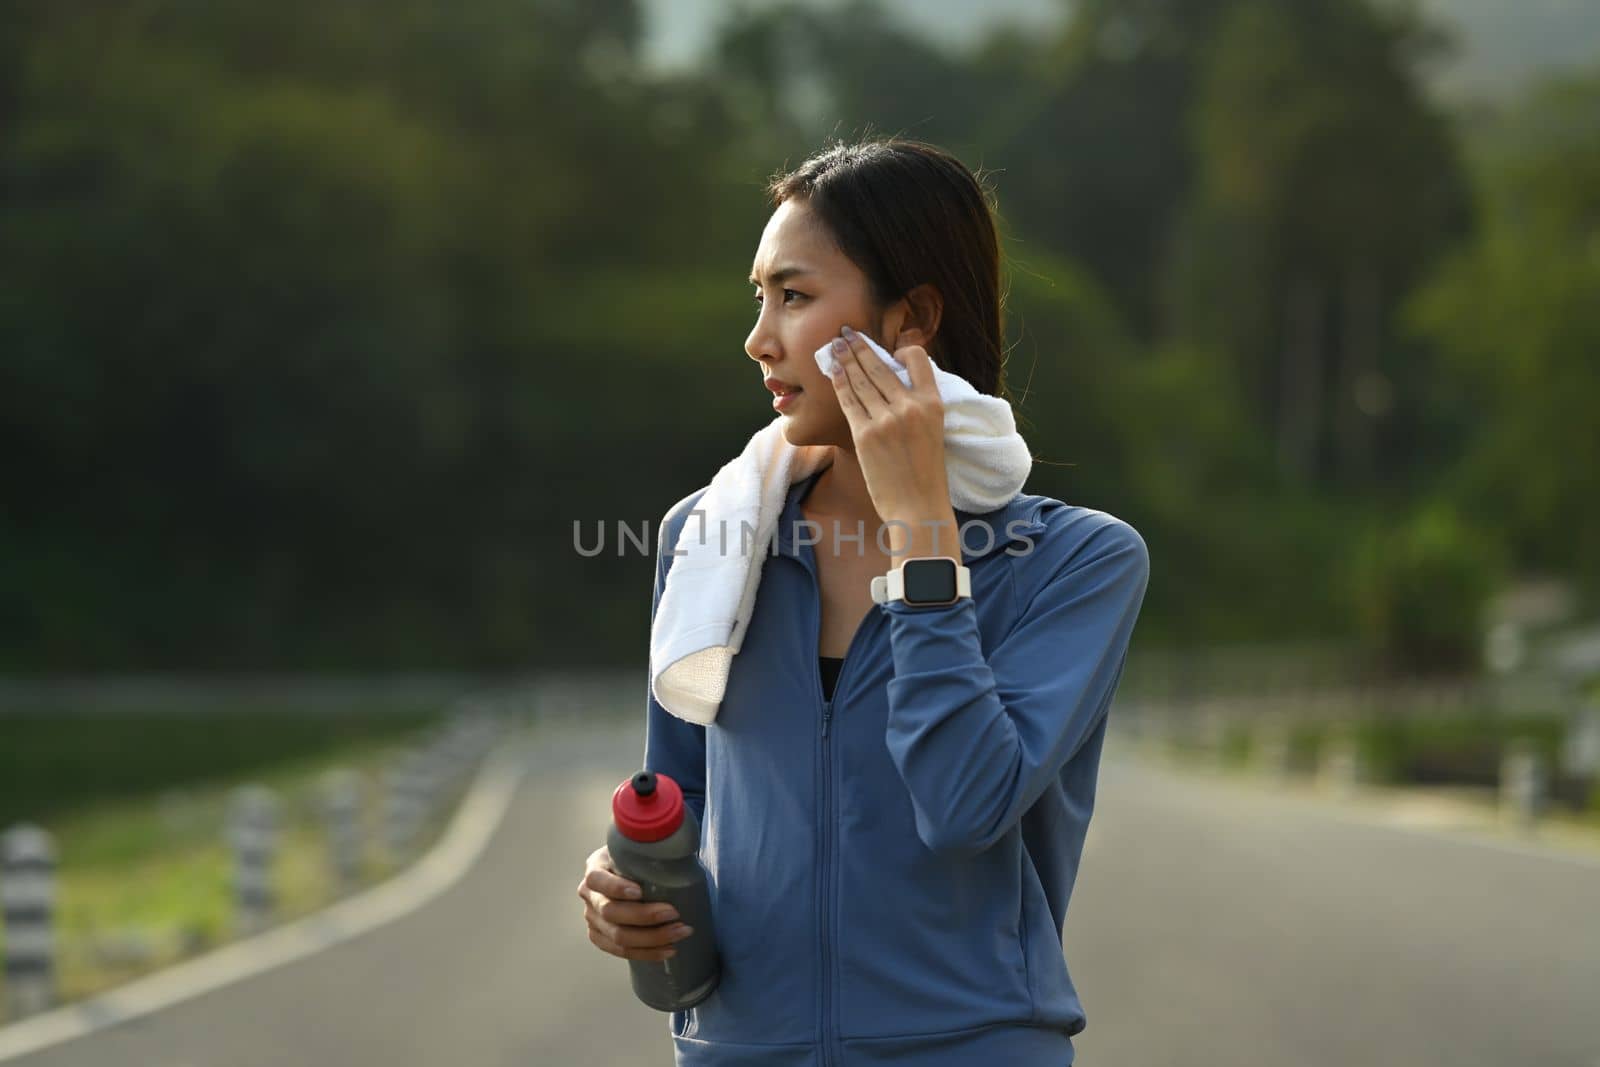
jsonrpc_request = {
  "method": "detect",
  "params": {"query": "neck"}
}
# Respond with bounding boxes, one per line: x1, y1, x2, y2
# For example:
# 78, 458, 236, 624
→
804, 447, 879, 524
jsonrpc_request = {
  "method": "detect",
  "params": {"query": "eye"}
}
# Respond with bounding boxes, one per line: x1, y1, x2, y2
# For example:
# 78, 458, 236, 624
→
752, 288, 804, 308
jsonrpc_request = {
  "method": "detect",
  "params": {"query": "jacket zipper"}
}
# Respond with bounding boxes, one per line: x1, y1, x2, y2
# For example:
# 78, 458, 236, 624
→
813, 610, 834, 1067
813, 605, 882, 1067
818, 690, 833, 1067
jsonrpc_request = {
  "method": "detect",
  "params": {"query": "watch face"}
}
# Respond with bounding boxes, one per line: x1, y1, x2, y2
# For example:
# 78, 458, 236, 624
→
902, 558, 958, 605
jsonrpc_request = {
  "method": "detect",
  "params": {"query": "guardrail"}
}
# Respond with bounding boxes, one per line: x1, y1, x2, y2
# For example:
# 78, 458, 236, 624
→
0, 704, 507, 1023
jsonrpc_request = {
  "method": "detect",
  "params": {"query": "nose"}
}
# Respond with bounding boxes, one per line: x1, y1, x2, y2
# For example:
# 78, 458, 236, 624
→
745, 316, 776, 366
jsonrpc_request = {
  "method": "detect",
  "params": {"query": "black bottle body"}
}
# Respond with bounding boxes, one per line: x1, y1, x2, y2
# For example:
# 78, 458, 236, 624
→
606, 809, 720, 1011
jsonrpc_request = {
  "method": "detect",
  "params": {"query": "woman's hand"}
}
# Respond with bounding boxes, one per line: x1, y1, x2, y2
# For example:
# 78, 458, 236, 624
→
827, 325, 961, 559
577, 844, 694, 962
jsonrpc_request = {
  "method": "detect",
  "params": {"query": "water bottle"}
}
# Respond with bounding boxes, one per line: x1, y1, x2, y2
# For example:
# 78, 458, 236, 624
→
607, 770, 720, 1011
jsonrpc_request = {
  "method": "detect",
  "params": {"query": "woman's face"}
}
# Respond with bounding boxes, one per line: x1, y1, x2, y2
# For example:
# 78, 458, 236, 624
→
745, 199, 894, 449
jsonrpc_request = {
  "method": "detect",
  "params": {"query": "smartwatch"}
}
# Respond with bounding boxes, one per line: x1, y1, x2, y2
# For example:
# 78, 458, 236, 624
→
870, 556, 972, 607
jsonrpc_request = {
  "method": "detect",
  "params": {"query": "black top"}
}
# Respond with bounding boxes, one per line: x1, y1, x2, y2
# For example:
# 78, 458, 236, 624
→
819, 655, 844, 702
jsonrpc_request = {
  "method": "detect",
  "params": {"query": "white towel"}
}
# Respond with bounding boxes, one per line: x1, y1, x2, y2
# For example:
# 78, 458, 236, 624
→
649, 330, 1032, 725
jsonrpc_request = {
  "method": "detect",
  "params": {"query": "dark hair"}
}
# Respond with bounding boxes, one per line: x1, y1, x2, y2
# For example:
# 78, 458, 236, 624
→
762, 134, 1011, 403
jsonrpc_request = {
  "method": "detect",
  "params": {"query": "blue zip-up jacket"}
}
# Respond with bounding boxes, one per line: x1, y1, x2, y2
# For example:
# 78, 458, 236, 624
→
643, 466, 1150, 1065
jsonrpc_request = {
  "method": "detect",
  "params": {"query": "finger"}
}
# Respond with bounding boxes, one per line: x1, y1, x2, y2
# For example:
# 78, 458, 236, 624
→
902, 344, 939, 395
838, 326, 902, 404
595, 894, 682, 929
831, 338, 884, 421
582, 846, 638, 898
585, 898, 688, 951
827, 345, 867, 425
837, 327, 894, 409
582, 866, 643, 903
588, 924, 679, 962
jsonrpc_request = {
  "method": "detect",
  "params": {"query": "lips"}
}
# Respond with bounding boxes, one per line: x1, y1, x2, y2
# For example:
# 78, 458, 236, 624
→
770, 379, 804, 413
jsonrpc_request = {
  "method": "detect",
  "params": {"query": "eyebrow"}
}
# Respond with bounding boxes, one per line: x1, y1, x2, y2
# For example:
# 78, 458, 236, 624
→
748, 265, 814, 286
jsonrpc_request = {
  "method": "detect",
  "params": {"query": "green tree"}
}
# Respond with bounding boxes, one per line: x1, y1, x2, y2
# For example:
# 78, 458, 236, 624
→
1406, 66, 1600, 605
1172, 0, 1470, 488
990, 0, 1235, 343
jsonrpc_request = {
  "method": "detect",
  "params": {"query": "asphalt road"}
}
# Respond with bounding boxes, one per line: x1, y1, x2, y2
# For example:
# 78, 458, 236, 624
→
8, 712, 1598, 1067
1067, 750, 1600, 1067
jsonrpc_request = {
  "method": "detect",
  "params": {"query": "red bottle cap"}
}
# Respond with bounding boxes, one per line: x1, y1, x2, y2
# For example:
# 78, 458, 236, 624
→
612, 770, 684, 842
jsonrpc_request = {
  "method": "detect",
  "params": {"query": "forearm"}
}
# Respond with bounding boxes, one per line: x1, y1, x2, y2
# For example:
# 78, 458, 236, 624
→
881, 503, 962, 562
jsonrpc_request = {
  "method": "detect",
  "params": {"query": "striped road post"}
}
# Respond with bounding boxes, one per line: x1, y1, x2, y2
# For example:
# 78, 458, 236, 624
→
1318, 736, 1363, 798
1255, 722, 1294, 784
1, 823, 57, 1019
321, 768, 365, 895
228, 785, 279, 937
1499, 742, 1546, 830
384, 750, 430, 864
437, 712, 490, 794
1562, 704, 1600, 803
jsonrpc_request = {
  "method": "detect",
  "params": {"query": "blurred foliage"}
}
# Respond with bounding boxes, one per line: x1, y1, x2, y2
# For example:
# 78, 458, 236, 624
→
1218, 720, 1254, 769
0, 0, 1594, 672
1215, 711, 1576, 797
1351, 710, 1566, 788
0, 710, 439, 826
1344, 501, 1509, 676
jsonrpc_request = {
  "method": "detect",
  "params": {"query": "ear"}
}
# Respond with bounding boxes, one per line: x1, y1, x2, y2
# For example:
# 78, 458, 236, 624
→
892, 282, 942, 352
894, 325, 928, 349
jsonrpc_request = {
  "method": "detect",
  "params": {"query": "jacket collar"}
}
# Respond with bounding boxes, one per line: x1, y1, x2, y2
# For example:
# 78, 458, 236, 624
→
772, 467, 1048, 566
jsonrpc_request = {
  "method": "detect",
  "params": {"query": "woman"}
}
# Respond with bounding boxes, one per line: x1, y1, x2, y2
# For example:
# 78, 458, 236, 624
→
577, 136, 1150, 1065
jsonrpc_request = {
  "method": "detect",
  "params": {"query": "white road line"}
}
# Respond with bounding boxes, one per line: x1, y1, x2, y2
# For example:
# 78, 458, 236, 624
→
0, 722, 535, 1063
